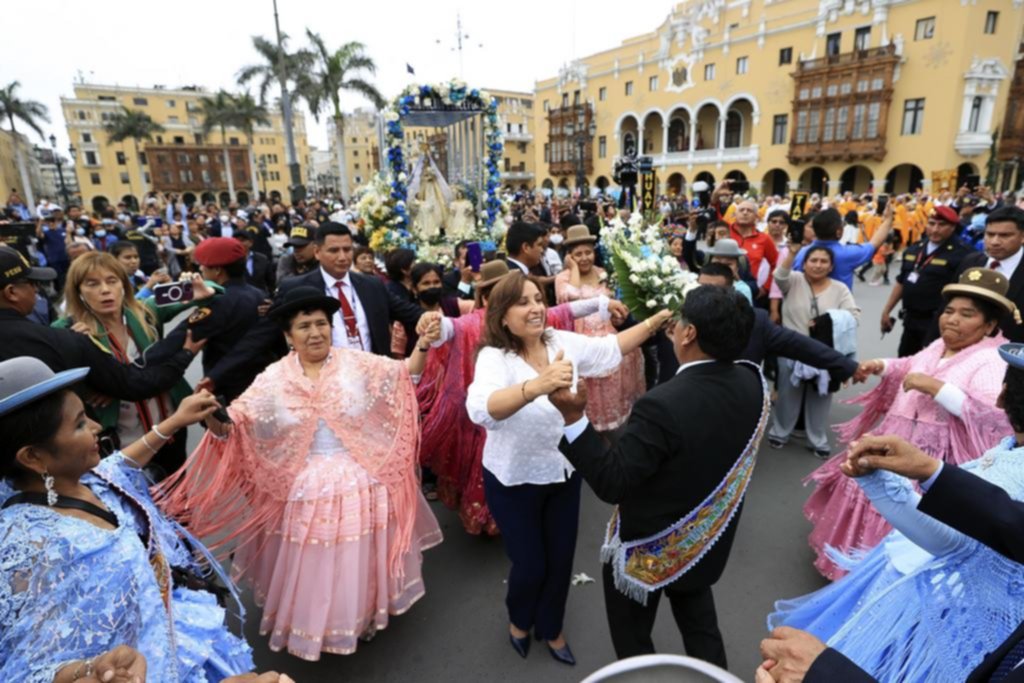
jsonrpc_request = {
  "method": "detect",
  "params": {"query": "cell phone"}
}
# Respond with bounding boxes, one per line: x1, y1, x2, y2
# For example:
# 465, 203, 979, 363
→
467, 242, 483, 272
152, 281, 193, 306
211, 394, 232, 424
730, 180, 750, 194
876, 195, 889, 215
788, 218, 806, 245
964, 174, 981, 189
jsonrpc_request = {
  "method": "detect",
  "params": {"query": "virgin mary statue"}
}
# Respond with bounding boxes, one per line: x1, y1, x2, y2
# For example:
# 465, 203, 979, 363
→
408, 146, 452, 240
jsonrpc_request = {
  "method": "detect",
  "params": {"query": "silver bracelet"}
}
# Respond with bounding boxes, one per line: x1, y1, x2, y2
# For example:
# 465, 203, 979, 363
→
140, 434, 160, 454
152, 424, 172, 440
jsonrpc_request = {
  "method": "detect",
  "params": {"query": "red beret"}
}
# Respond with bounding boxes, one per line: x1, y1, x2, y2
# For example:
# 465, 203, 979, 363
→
193, 237, 247, 267
932, 205, 960, 225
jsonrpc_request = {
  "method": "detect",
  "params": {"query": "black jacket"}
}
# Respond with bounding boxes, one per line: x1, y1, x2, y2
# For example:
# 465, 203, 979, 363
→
205, 267, 424, 389
657, 308, 858, 384
246, 252, 275, 294
560, 360, 765, 589
161, 277, 271, 402
808, 463, 1024, 683
958, 251, 1024, 342
0, 308, 194, 401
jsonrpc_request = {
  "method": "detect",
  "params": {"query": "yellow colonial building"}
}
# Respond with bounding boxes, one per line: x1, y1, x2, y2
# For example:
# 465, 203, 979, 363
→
327, 108, 381, 197
61, 82, 311, 212
0, 129, 44, 207
533, 0, 1024, 198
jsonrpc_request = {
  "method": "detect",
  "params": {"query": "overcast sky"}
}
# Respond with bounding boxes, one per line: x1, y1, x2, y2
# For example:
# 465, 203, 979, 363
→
7, 0, 671, 154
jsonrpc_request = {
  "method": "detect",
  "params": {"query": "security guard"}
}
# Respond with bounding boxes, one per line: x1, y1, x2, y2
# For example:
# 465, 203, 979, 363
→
0, 247, 200, 398
275, 222, 318, 285
881, 206, 972, 356
164, 237, 273, 402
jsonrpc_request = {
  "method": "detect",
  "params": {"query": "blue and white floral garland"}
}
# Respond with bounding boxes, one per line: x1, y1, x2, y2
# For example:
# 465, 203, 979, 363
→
379, 78, 504, 248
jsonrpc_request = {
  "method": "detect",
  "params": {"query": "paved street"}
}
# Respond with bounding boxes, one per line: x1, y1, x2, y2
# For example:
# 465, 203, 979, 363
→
184, 277, 898, 682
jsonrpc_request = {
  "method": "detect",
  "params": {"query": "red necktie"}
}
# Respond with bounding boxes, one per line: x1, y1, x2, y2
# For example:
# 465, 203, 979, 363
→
334, 281, 361, 346
989, 259, 1001, 270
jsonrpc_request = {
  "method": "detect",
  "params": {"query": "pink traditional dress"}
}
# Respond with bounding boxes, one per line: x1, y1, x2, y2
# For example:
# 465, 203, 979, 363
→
416, 304, 576, 535
554, 268, 645, 431
803, 334, 1011, 579
156, 349, 442, 660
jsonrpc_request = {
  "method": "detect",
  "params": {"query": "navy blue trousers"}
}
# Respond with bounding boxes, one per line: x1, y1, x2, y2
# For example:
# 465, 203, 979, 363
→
483, 469, 582, 640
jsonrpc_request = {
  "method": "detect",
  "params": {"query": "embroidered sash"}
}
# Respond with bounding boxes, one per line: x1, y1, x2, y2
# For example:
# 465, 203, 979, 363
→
600, 361, 770, 604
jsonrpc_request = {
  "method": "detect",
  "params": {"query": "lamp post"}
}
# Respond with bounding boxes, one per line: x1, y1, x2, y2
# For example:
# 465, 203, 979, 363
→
573, 109, 596, 197
257, 155, 268, 200
48, 134, 71, 207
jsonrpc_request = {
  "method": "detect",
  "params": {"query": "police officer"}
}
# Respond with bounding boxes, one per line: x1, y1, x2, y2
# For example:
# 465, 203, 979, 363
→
881, 205, 971, 356
275, 222, 318, 285
0, 247, 201, 398
164, 237, 273, 402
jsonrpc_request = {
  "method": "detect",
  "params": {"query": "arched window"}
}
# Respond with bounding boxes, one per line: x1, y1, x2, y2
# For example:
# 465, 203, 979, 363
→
724, 111, 743, 148
968, 96, 983, 133
623, 132, 636, 156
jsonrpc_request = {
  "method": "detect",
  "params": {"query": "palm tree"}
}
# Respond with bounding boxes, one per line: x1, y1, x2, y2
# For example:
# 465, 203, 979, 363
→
0, 81, 50, 210
237, 34, 312, 195
103, 107, 164, 201
198, 90, 238, 200
300, 31, 386, 200
231, 92, 271, 198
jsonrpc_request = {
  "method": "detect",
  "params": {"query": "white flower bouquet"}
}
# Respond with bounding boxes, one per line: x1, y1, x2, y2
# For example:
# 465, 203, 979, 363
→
600, 212, 700, 320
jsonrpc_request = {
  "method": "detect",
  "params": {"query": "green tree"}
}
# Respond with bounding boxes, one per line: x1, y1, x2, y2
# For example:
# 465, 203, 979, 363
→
237, 34, 312, 196
300, 31, 386, 200
231, 92, 271, 199
0, 81, 50, 210
103, 107, 164, 201
198, 90, 239, 200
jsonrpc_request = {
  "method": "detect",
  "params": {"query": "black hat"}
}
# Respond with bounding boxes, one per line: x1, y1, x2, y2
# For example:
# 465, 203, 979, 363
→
267, 286, 340, 322
285, 224, 315, 247
0, 247, 57, 288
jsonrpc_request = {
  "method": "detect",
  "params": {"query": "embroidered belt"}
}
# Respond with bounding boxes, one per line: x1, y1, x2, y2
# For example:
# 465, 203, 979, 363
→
600, 361, 770, 604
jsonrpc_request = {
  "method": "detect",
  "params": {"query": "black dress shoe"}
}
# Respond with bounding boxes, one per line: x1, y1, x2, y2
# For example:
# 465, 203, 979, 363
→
509, 632, 530, 659
546, 641, 576, 666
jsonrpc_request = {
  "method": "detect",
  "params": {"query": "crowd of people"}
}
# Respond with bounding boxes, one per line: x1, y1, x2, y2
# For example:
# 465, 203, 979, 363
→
1, 176, 1024, 682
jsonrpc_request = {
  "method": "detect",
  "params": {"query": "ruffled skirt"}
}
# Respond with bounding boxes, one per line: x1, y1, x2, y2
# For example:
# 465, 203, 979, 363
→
233, 449, 442, 661
583, 347, 645, 432
172, 587, 254, 682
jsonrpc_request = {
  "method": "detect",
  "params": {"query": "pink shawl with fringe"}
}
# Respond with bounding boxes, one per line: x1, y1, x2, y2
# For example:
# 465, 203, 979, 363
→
155, 349, 421, 575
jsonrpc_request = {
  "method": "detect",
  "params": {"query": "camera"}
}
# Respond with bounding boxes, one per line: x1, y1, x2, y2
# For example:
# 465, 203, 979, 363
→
729, 180, 750, 194
152, 281, 194, 306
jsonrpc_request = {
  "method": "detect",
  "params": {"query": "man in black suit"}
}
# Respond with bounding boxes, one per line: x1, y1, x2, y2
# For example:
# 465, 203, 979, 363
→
552, 286, 767, 668
655, 263, 863, 384
199, 223, 425, 395
957, 206, 1024, 342
234, 230, 275, 294
758, 344, 1024, 683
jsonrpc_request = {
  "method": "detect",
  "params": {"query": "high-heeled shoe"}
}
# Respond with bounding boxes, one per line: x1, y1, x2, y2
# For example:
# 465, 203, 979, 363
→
546, 640, 576, 666
509, 632, 530, 659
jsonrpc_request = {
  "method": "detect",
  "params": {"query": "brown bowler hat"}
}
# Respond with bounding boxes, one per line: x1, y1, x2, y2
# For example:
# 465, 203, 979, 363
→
942, 267, 1020, 323
562, 224, 597, 250
477, 260, 511, 289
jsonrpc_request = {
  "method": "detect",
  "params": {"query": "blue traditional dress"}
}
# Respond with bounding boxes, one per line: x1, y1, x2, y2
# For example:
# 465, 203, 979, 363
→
0, 453, 252, 682
769, 437, 1024, 682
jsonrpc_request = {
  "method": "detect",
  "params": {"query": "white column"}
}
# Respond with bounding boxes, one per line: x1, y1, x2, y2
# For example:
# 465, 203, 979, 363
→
871, 178, 887, 194
637, 126, 645, 155
689, 119, 697, 153
717, 116, 727, 149
661, 123, 669, 156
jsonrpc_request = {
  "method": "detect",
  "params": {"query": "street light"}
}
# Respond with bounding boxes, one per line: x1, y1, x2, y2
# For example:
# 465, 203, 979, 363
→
573, 108, 597, 197
257, 155, 269, 200
48, 134, 71, 207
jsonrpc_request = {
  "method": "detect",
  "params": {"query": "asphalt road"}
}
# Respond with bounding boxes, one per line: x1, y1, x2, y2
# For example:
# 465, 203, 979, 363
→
182, 275, 900, 682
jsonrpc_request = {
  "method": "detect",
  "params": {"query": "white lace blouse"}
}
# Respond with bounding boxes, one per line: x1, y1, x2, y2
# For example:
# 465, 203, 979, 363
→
466, 329, 622, 486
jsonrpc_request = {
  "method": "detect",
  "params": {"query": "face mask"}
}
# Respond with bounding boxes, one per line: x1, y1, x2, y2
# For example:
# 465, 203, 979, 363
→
418, 287, 444, 307
219, 214, 230, 223
118, 213, 130, 222
549, 234, 564, 245
95, 229, 107, 238
75, 228, 86, 236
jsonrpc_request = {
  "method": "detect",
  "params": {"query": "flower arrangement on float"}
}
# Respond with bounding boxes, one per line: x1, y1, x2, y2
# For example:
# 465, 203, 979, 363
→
600, 211, 700, 321
352, 173, 414, 252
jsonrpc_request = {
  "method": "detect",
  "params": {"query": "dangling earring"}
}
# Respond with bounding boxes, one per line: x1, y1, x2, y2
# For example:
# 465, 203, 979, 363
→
42, 470, 57, 506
